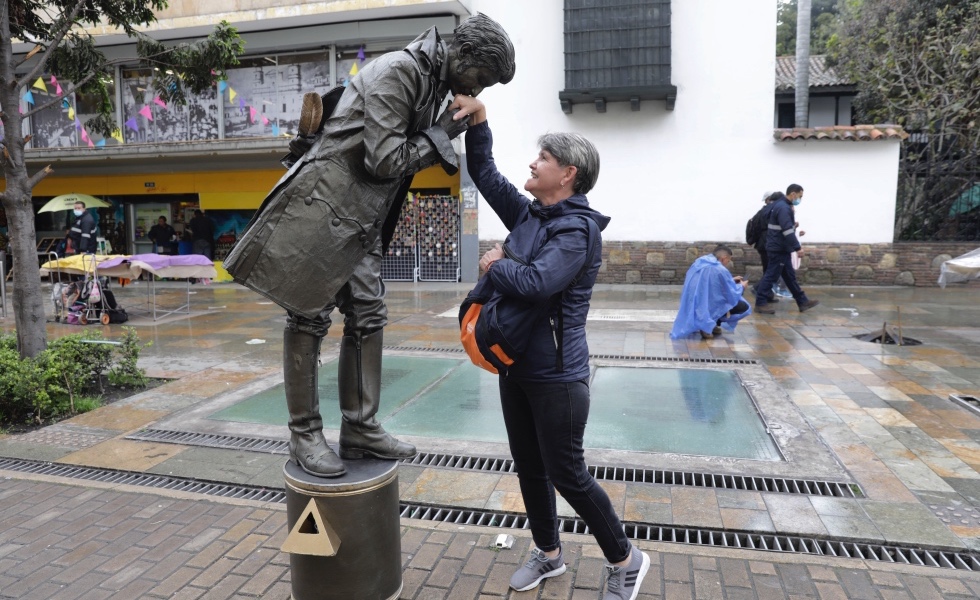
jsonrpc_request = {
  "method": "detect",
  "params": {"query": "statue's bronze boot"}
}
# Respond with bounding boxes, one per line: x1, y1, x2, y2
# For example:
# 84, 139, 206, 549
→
338, 330, 417, 460
284, 328, 346, 477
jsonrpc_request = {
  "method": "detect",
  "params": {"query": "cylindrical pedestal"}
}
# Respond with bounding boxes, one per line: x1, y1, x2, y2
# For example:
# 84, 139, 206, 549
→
283, 457, 402, 600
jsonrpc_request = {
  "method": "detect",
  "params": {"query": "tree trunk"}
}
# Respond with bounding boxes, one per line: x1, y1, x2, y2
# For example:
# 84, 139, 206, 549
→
6, 200, 49, 358
1, 10, 49, 358
795, 0, 812, 128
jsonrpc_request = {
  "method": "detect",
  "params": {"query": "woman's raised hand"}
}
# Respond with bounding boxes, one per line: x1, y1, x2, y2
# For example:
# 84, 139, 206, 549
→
450, 95, 487, 124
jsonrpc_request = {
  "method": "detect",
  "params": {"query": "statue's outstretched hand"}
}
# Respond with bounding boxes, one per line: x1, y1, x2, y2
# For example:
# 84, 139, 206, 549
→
436, 105, 470, 140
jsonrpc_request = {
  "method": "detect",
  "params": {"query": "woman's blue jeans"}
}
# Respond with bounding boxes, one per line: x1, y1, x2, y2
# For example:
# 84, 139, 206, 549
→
499, 377, 631, 564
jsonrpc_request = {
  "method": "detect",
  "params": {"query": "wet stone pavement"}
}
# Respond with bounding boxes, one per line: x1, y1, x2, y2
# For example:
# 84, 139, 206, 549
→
1, 280, 980, 598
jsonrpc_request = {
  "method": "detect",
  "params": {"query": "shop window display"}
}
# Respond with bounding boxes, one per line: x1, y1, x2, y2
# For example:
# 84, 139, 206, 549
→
121, 69, 218, 143
28, 76, 116, 149
335, 48, 381, 88
29, 88, 74, 148
223, 53, 331, 139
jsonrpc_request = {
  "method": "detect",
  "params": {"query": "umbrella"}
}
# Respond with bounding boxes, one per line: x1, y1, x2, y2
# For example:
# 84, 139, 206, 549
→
37, 193, 111, 213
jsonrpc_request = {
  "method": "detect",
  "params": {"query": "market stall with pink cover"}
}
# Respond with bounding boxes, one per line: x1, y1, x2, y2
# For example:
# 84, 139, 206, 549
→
98, 254, 217, 320
42, 254, 218, 321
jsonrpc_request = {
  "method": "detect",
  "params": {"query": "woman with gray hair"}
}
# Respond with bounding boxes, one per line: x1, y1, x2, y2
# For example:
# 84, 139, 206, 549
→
452, 95, 650, 600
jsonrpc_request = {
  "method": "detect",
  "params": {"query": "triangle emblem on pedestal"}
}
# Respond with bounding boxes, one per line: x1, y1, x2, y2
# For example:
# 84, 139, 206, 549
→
281, 498, 341, 556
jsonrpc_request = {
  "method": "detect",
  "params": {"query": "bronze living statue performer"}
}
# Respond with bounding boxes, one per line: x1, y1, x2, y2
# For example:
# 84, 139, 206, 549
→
224, 14, 516, 478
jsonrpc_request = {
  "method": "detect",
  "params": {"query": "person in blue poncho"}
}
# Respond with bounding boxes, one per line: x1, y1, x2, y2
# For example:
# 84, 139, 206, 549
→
671, 244, 752, 340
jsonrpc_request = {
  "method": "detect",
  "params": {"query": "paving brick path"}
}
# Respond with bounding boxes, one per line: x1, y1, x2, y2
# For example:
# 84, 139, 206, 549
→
1, 476, 977, 600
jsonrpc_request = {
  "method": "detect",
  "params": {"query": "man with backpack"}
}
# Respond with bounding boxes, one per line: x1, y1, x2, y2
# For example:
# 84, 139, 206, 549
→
745, 191, 778, 302
754, 184, 819, 314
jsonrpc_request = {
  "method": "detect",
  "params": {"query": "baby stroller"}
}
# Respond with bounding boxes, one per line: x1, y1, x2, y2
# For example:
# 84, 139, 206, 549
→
58, 276, 105, 325
55, 255, 126, 325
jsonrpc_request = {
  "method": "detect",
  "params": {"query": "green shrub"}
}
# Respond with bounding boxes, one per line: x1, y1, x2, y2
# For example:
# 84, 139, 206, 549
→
49, 333, 115, 406
73, 396, 103, 413
108, 327, 150, 388
0, 328, 148, 426
3, 348, 68, 424
0, 334, 16, 351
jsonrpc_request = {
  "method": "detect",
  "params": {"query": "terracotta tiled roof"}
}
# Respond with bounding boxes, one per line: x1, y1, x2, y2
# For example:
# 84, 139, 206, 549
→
773, 125, 909, 142
775, 55, 852, 91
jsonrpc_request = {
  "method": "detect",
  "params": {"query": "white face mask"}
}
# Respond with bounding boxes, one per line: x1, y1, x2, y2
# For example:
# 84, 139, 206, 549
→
73, 209, 84, 216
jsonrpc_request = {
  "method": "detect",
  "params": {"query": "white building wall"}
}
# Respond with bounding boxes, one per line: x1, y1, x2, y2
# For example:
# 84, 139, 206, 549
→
468, 0, 899, 244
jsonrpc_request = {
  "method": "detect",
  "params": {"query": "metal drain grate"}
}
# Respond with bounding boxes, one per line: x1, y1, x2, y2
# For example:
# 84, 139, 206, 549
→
589, 466, 863, 498
1, 457, 972, 570
385, 345, 758, 365
128, 429, 290, 454
399, 501, 980, 572
127, 430, 862, 498
386, 345, 465, 353
0, 458, 286, 503
590, 354, 759, 365
407, 452, 515, 473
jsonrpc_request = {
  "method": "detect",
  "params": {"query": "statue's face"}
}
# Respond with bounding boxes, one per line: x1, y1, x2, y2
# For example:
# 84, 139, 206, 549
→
447, 50, 501, 97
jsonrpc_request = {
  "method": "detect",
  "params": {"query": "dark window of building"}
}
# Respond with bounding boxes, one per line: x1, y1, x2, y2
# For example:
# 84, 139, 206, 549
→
777, 103, 794, 129
560, 0, 676, 113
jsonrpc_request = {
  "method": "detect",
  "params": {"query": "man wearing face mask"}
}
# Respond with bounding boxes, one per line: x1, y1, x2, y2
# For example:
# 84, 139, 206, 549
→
66, 201, 97, 256
224, 13, 516, 478
754, 184, 819, 314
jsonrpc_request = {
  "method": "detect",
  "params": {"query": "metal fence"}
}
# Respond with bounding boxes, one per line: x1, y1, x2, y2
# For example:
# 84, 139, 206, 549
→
381, 193, 460, 282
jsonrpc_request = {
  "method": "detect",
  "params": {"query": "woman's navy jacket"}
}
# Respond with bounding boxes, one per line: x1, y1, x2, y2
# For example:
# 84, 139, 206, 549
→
465, 121, 610, 382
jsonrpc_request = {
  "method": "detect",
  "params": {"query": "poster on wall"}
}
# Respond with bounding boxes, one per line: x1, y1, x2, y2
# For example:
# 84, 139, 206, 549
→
223, 56, 331, 139
121, 69, 218, 143
208, 210, 257, 262
30, 94, 77, 148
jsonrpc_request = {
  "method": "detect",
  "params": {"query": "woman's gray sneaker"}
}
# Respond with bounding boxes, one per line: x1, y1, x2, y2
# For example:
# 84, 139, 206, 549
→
602, 547, 650, 600
509, 547, 566, 591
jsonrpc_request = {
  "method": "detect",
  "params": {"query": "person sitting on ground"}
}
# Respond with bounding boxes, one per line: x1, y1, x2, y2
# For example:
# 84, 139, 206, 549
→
670, 244, 752, 340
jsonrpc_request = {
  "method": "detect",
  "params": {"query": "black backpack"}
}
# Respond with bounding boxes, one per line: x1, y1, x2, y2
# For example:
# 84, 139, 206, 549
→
745, 206, 769, 246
